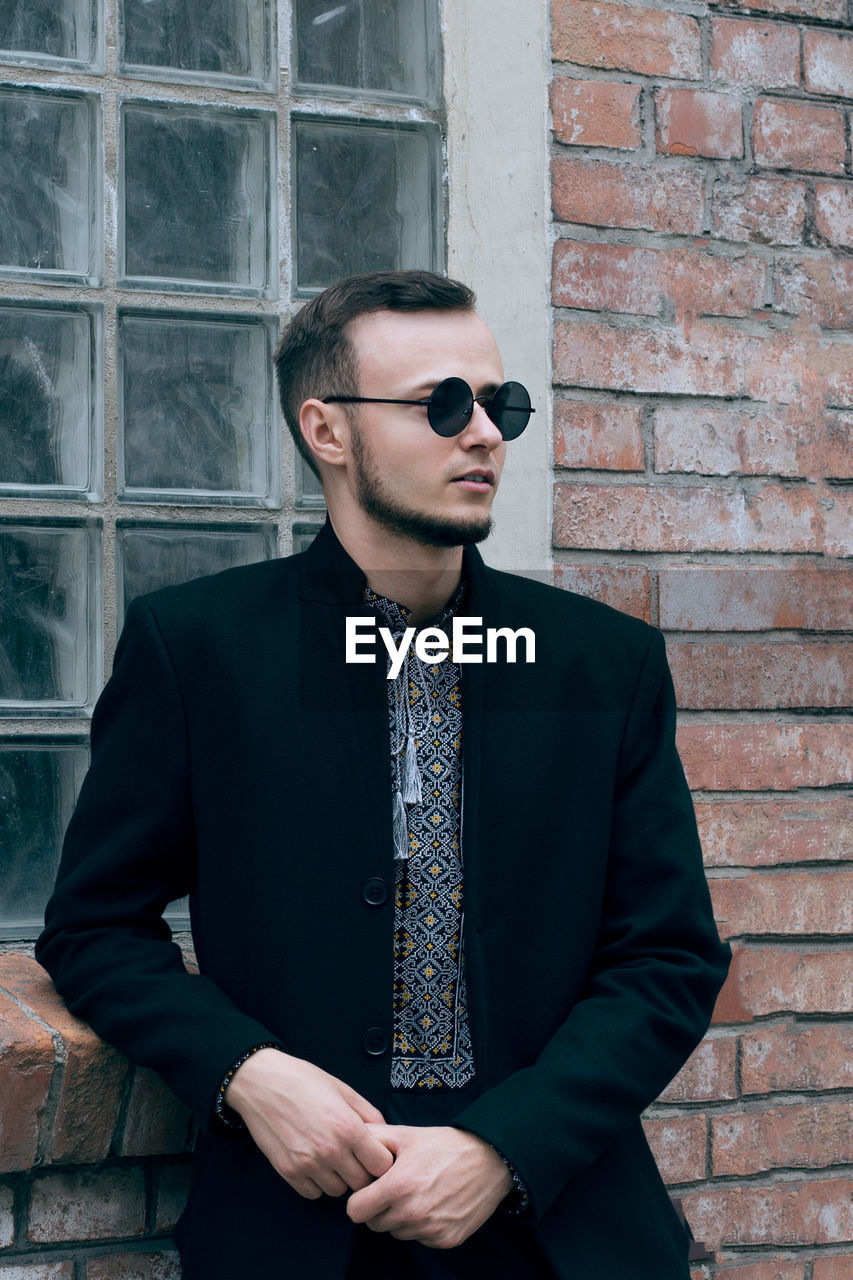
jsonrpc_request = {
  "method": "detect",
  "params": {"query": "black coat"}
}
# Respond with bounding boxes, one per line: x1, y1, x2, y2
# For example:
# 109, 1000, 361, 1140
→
37, 519, 730, 1278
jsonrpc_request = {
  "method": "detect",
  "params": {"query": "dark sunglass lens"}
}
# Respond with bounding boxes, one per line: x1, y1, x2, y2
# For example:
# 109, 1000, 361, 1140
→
488, 381, 531, 440
427, 377, 474, 436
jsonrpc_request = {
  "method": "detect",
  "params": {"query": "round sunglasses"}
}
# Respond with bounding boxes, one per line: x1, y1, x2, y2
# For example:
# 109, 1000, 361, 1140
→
323, 376, 534, 440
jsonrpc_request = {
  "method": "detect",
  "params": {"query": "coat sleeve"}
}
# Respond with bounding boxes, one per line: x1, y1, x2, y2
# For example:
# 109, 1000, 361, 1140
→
452, 628, 731, 1220
35, 597, 284, 1130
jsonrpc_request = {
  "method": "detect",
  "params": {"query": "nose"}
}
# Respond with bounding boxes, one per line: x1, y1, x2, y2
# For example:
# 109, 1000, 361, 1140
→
461, 398, 504, 451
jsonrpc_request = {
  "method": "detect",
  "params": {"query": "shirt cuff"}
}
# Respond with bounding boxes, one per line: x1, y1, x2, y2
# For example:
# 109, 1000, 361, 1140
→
213, 1041, 282, 1132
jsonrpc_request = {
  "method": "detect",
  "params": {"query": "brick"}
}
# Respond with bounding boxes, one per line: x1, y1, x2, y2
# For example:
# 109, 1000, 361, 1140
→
825, 490, 853, 559
553, 159, 704, 234
696, 797, 853, 868
667, 640, 853, 709
551, 0, 701, 78
677, 722, 853, 792
710, 872, 853, 937
659, 567, 853, 632
552, 240, 765, 321
86, 1251, 181, 1280
681, 1178, 853, 1248
0, 1185, 13, 1248
775, 256, 853, 330
642, 1113, 707, 1184
118, 1068, 191, 1158
554, 563, 651, 621
0, 955, 126, 1165
753, 99, 845, 176
28, 1168, 145, 1244
815, 183, 853, 251
715, 1261, 805, 1280
814, 1256, 853, 1280
656, 88, 743, 160
658, 1036, 739, 1103
0, 1265, 76, 1280
717, 0, 845, 18
741, 1022, 853, 1094
0, 987, 54, 1172
553, 398, 644, 470
713, 176, 806, 245
553, 321, 746, 397
804, 30, 853, 99
713, 947, 853, 1022
550, 78, 641, 150
554, 482, 823, 554
711, 17, 800, 89
654, 406, 806, 478
714, 1101, 853, 1177
154, 1163, 191, 1233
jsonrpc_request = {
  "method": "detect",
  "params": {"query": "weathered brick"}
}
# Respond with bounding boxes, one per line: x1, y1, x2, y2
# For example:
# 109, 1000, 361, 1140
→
813, 1255, 853, 1280
753, 99, 845, 176
716, 0, 845, 19
696, 797, 853, 867
676, 723, 853, 792
553, 159, 705, 234
667, 640, 852, 710
551, 0, 701, 79
658, 566, 853, 632
0, 1184, 13, 1249
550, 78, 641, 150
86, 1251, 181, 1280
554, 321, 746, 397
28, 1168, 146, 1244
118, 1068, 191, 1158
0, 985, 54, 1173
681, 1178, 853, 1248
553, 399, 644, 471
656, 88, 743, 159
743, 328, 853, 410
774, 255, 853, 330
713, 176, 806, 245
554, 564, 651, 622
654, 406, 806, 478
642, 1113, 707, 1184
741, 1022, 853, 1094
815, 183, 853, 250
710, 872, 853, 937
552, 240, 765, 321
0, 955, 127, 1165
554, 482, 823, 554
711, 17, 800, 89
658, 1036, 739, 1103
804, 30, 853, 99
713, 947, 853, 1022
154, 1164, 192, 1233
0, 1265, 76, 1280
715, 1259, 806, 1280
714, 1101, 853, 1177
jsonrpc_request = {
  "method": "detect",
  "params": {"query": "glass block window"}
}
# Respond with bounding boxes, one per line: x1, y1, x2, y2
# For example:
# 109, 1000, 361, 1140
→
118, 311, 277, 506
0, 520, 101, 716
117, 521, 278, 618
0, 301, 101, 499
120, 0, 274, 90
0, 87, 101, 283
0, 0, 443, 936
0, 739, 89, 938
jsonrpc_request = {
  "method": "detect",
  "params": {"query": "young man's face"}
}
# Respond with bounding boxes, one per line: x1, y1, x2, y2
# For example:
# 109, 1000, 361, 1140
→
344, 308, 507, 547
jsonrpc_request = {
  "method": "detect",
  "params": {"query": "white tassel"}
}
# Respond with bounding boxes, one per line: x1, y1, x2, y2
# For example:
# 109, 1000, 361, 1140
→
402, 732, 422, 804
393, 789, 409, 861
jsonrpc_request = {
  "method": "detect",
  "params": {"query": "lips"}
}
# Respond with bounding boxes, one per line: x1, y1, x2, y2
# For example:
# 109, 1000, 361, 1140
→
452, 470, 494, 485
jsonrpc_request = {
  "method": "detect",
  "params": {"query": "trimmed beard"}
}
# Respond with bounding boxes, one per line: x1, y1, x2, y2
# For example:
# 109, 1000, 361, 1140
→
350, 421, 494, 548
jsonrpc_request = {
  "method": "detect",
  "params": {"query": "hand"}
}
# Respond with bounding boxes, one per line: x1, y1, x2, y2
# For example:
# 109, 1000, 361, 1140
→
224, 1048, 394, 1200
346, 1124, 513, 1249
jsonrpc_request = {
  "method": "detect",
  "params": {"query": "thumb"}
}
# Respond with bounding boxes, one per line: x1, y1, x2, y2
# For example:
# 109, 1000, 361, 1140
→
365, 1122, 406, 1154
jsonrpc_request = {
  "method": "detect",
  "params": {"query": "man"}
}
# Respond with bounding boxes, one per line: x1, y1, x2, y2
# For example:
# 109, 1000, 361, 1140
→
37, 269, 730, 1278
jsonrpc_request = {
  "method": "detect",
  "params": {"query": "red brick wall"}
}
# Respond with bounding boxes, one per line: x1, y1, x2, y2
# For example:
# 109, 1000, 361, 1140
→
551, 0, 852, 1275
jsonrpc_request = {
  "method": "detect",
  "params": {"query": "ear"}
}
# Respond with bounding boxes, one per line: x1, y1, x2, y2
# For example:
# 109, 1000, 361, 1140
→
299, 399, 350, 472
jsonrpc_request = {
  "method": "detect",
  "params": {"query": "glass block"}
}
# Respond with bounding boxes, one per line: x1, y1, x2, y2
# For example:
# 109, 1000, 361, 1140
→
120, 0, 273, 90
294, 0, 438, 105
0, 521, 101, 715
116, 521, 278, 618
293, 119, 440, 294
120, 101, 275, 297
0, 739, 88, 938
295, 452, 325, 509
0, 87, 100, 283
118, 311, 278, 506
292, 522, 321, 553
0, 301, 102, 499
0, 0, 98, 70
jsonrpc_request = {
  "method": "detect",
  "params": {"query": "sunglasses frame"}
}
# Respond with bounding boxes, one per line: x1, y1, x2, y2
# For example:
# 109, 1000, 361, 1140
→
323, 376, 534, 440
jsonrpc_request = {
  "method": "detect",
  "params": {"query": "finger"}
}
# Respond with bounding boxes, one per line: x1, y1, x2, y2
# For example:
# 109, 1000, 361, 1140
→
343, 1087, 386, 1126
312, 1168, 350, 1198
352, 1129, 396, 1179
289, 1176, 324, 1200
347, 1177, 394, 1225
331, 1151, 381, 1193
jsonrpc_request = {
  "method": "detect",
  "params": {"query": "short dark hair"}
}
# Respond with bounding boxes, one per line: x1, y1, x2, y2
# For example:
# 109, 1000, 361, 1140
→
273, 269, 476, 477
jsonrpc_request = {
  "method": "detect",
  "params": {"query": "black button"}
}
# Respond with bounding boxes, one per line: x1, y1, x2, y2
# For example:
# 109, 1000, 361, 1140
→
362, 1027, 388, 1056
362, 877, 388, 906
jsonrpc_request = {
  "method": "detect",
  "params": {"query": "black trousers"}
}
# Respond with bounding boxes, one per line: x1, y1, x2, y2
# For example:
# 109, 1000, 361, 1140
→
345, 1085, 555, 1279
